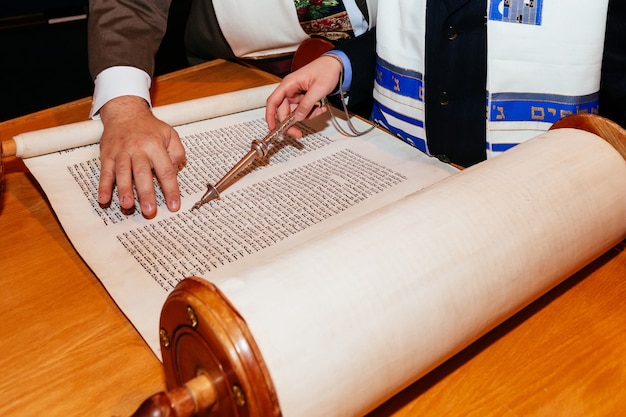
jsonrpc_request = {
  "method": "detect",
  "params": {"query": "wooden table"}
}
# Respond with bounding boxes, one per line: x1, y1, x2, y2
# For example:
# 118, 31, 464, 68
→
1, 60, 625, 417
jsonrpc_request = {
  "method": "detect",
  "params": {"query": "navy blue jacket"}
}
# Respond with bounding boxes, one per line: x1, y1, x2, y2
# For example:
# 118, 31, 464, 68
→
336, 0, 626, 167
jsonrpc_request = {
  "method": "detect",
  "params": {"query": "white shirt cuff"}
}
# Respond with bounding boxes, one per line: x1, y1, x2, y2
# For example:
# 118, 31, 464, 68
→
90, 66, 152, 119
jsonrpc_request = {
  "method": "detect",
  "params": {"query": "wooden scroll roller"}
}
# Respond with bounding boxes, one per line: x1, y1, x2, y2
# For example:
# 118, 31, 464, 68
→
0, 140, 3, 193
131, 114, 626, 417
131, 278, 280, 417
0, 84, 279, 160
290, 38, 334, 72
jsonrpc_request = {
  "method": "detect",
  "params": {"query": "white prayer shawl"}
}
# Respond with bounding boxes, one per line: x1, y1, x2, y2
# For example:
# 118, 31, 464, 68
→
374, 0, 609, 159
213, 0, 378, 58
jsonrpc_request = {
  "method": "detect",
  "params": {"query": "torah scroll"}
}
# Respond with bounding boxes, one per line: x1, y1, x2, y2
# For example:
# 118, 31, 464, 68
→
187, 119, 626, 417
16, 85, 626, 417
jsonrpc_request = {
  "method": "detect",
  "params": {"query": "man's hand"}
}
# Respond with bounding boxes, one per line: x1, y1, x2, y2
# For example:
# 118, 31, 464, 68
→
98, 95, 186, 219
265, 55, 343, 137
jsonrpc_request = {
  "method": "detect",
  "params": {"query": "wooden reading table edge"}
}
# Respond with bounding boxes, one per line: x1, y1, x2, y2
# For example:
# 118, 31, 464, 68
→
1, 59, 625, 417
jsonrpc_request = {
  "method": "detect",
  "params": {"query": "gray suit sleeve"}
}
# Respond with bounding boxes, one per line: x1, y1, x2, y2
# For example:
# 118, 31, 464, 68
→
88, 0, 172, 80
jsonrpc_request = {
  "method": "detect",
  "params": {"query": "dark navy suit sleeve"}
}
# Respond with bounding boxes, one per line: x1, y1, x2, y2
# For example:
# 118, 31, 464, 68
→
599, 0, 626, 128
333, 27, 377, 114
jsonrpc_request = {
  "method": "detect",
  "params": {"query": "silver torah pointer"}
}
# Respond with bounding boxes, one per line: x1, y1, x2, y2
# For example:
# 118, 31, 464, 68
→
190, 107, 303, 211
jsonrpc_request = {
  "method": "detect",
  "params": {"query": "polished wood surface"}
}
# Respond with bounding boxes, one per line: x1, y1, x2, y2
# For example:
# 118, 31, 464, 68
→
1, 59, 625, 417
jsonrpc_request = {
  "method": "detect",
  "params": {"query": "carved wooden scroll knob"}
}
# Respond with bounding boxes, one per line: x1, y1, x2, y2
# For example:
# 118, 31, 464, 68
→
130, 374, 216, 417
131, 277, 281, 417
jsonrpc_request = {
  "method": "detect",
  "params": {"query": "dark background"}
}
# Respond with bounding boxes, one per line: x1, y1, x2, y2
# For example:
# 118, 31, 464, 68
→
0, 0, 192, 122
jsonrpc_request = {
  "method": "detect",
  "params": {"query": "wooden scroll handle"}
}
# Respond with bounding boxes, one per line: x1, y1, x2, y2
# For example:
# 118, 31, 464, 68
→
131, 374, 216, 417
291, 37, 334, 72
130, 277, 281, 417
0, 140, 3, 191
1, 138, 16, 158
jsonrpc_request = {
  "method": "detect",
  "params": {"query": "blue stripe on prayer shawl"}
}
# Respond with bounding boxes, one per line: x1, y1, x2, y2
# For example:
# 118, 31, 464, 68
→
375, 57, 424, 102
371, 101, 428, 153
489, 92, 599, 124
489, 142, 519, 152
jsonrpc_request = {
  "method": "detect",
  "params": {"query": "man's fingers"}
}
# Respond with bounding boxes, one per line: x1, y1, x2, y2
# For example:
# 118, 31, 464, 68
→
153, 154, 181, 213
128, 155, 157, 218
113, 153, 136, 210
98, 107, 185, 218
97, 158, 116, 207
310, 105, 328, 120
285, 125, 303, 138
167, 130, 186, 168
